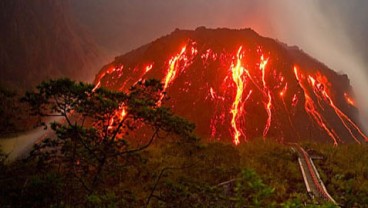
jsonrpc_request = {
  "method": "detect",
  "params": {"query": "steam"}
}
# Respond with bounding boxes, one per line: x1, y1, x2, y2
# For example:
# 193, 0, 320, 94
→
261, 1, 368, 132
72, 0, 368, 132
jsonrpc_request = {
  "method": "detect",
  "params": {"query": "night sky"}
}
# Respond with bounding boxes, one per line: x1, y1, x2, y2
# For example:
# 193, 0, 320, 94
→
71, 0, 368, 123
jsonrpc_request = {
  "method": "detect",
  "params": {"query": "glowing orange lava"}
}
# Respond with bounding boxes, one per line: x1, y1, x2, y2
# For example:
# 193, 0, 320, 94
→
157, 46, 188, 106
145, 64, 153, 73
263, 91, 272, 137
93, 66, 121, 92
344, 93, 356, 107
209, 87, 216, 100
307, 74, 368, 143
294, 66, 339, 145
280, 83, 288, 97
107, 117, 114, 130
92, 81, 101, 93
230, 46, 250, 145
260, 55, 269, 87
94, 38, 368, 145
120, 107, 127, 120
259, 55, 272, 138
163, 47, 187, 92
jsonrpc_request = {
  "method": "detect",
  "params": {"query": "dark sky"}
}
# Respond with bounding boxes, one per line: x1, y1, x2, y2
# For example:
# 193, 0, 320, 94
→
71, 0, 368, 118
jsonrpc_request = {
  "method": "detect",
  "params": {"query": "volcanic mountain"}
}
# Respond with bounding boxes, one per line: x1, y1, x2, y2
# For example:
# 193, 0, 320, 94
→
0, 0, 103, 89
95, 27, 367, 145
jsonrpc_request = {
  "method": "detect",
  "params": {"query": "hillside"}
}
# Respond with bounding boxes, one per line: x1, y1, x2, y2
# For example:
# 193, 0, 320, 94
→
95, 27, 367, 144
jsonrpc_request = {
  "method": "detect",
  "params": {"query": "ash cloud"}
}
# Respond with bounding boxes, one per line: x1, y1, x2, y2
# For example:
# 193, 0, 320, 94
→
71, 0, 368, 130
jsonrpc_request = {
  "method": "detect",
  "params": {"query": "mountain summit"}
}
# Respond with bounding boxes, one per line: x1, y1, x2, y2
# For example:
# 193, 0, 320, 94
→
95, 27, 367, 144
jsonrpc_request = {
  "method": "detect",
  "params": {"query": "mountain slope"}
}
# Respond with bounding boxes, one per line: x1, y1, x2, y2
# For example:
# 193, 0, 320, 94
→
95, 27, 367, 144
0, 0, 103, 89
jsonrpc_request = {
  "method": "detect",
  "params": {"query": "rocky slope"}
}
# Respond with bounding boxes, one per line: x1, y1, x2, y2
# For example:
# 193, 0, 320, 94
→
95, 27, 367, 144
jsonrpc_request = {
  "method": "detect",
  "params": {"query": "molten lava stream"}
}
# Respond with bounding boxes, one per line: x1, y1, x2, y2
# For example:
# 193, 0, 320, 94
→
263, 91, 272, 137
279, 83, 298, 139
308, 76, 368, 143
294, 66, 339, 145
157, 46, 187, 106
230, 47, 251, 145
344, 93, 356, 107
259, 55, 272, 138
163, 47, 187, 92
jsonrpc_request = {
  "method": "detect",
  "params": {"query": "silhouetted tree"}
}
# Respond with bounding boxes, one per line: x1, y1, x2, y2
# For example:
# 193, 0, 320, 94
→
21, 78, 197, 206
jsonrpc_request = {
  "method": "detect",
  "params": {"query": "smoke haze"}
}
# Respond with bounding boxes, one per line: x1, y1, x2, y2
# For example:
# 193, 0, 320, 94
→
71, 0, 368, 128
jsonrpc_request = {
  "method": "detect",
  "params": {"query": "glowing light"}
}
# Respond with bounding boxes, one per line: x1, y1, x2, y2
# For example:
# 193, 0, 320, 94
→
294, 66, 339, 145
163, 47, 187, 92
191, 47, 198, 56
95, 66, 119, 85
145, 64, 153, 73
292, 94, 298, 107
259, 55, 272, 138
230, 46, 249, 145
92, 81, 101, 93
157, 46, 189, 106
260, 55, 269, 87
280, 83, 288, 97
344, 93, 356, 107
120, 107, 127, 120
263, 91, 272, 137
280, 82, 297, 139
210, 87, 216, 100
308, 74, 367, 143
108, 117, 114, 130
94, 40, 367, 145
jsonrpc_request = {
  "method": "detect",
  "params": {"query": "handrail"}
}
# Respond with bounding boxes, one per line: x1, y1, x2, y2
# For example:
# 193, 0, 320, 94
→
292, 144, 339, 206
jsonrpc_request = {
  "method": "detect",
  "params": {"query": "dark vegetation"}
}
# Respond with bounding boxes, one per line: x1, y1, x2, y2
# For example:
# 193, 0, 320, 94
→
305, 143, 368, 207
0, 78, 363, 207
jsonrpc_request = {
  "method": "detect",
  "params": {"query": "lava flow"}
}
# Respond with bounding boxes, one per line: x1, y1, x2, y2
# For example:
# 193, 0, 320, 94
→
94, 28, 368, 145
307, 74, 368, 142
294, 66, 339, 145
157, 46, 188, 105
259, 55, 272, 138
163, 47, 187, 92
344, 93, 356, 107
229, 47, 251, 145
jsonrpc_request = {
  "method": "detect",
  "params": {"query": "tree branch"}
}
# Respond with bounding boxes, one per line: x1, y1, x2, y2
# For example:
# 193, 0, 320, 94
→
115, 127, 159, 157
110, 113, 129, 143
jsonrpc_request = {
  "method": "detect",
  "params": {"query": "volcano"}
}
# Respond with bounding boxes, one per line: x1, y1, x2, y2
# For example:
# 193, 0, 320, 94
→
95, 27, 367, 145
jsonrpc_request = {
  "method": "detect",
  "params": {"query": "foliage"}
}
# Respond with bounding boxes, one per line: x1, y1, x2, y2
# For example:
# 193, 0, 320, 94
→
306, 142, 368, 207
1, 78, 361, 207
144, 142, 241, 207
238, 138, 307, 204
142, 141, 332, 207
235, 168, 275, 207
14, 78, 197, 206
